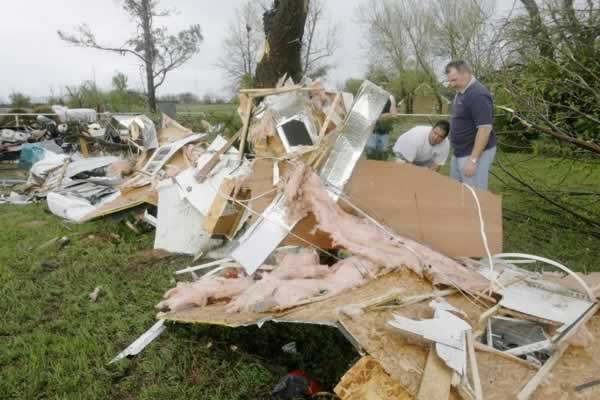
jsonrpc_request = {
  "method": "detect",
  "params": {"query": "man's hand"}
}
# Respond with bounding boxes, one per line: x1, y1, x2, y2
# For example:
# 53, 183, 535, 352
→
464, 159, 477, 177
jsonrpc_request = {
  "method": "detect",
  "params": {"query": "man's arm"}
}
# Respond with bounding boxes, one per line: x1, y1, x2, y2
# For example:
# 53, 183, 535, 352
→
464, 126, 491, 177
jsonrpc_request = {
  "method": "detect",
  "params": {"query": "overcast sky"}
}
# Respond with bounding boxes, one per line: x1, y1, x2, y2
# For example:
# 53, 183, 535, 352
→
0, 0, 368, 102
0, 1, 520, 103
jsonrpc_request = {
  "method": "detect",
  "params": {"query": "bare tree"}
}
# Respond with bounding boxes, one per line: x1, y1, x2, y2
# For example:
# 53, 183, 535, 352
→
429, 0, 505, 77
301, 0, 341, 79
358, 0, 439, 112
58, 0, 203, 112
357, 0, 410, 73
216, 1, 264, 92
359, 0, 438, 76
359, 0, 506, 78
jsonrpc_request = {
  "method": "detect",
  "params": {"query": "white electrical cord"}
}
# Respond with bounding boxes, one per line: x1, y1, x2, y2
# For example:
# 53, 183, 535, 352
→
461, 185, 596, 302
492, 253, 596, 301
463, 183, 495, 279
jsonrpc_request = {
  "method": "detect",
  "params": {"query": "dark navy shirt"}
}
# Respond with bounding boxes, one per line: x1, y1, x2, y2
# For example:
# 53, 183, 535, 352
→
450, 79, 496, 157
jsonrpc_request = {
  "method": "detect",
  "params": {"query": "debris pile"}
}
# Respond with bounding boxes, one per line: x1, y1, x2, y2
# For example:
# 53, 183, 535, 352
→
2, 79, 599, 399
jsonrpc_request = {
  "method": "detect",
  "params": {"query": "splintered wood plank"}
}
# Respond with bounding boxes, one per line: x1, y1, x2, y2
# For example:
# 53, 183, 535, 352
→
466, 330, 483, 400
417, 346, 452, 400
79, 138, 89, 158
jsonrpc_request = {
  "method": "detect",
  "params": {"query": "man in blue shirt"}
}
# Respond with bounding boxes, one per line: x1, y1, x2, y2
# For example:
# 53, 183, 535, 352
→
446, 60, 497, 190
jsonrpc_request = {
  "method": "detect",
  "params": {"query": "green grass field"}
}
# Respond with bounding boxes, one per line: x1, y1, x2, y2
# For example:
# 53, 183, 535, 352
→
1, 152, 599, 399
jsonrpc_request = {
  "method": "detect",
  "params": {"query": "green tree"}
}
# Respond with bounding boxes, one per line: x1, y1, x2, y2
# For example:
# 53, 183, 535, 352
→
9, 92, 32, 108
500, 0, 600, 155
343, 79, 363, 96
112, 72, 129, 92
65, 81, 106, 110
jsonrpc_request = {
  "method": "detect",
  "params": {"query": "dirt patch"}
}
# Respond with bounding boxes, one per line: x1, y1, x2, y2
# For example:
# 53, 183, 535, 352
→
135, 249, 173, 261
19, 220, 48, 229
81, 233, 122, 243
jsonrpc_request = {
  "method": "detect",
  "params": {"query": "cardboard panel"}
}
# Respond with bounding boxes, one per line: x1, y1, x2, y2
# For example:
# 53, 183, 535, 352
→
344, 161, 503, 257
245, 159, 502, 257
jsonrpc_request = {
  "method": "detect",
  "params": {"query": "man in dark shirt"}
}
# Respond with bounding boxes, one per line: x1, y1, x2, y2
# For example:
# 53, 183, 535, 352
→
446, 60, 497, 190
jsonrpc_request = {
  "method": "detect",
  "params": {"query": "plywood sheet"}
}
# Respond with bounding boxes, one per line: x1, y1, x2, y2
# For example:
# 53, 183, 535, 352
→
81, 185, 156, 221
159, 269, 600, 400
335, 356, 413, 400
416, 347, 452, 400
531, 314, 600, 400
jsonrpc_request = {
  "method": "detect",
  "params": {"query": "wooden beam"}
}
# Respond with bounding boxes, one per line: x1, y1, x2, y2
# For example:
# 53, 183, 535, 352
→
475, 303, 501, 338
369, 289, 458, 311
466, 330, 483, 400
318, 93, 341, 139
79, 137, 89, 158
358, 288, 405, 311
417, 346, 452, 400
195, 129, 241, 183
238, 96, 254, 161
474, 342, 540, 370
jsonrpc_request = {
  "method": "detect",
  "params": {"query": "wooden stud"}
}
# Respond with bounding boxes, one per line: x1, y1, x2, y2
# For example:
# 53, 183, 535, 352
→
195, 129, 242, 183
474, 342, 540, 370
237, 96, 254, 161
79, 137, 89, 158
466, 330, 483, 400
318, 93, 341, 139
369, 289, 458, 312
417, 345, 453, 400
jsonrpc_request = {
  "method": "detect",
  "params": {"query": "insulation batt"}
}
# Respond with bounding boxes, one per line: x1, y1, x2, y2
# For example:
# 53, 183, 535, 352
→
270, 249, 331, 279
156, 275, 253, 312
248, 110, 276, 143
159, 162, 489, 314
282, 162, 490, 292
225, 256, 376, 313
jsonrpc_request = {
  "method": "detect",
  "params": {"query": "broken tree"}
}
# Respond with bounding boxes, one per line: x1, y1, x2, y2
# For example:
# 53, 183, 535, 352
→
254, 0, 310, 88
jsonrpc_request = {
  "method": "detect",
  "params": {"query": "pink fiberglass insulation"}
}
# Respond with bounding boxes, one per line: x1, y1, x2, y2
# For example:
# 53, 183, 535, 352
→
282, 162, 490, 292
158, 161, 490, 315
248, 111, 276, 143
225, 255, 376, 313
156, 275, 253, 312
271, 249, 331, 279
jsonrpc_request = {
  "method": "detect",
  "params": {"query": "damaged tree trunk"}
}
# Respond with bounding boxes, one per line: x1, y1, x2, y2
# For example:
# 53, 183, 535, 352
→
254, 0, 310, 88
140, 0, 158, 113
519, 0, 554, 59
